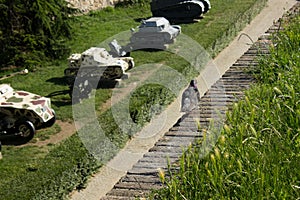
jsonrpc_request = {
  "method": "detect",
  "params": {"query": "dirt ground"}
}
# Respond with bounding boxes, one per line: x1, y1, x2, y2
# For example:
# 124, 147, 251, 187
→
35, 120, 76, 147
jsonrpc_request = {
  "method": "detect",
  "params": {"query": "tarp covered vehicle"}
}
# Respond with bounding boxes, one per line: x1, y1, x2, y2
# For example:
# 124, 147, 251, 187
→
151, 0, 211, 22
0, 84, 56, 141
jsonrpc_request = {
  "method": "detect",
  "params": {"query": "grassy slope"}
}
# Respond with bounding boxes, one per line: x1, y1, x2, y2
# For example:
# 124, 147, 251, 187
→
0, 0, 267, 199
0, 0, 264, 120
153, 14, 300, 200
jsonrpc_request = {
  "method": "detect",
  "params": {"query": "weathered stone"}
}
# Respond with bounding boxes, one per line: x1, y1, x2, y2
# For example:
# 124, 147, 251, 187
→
66, 0, 121, 12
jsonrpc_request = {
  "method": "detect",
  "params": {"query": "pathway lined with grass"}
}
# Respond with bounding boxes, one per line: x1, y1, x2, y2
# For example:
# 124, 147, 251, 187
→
154, 3, 300, 199
105, 3, 300, 200
2, 1, 271, 198
71, 0, 298, 199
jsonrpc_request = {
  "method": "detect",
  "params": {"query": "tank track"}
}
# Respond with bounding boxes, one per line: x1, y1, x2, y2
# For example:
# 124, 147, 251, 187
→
64, 65, 125, 85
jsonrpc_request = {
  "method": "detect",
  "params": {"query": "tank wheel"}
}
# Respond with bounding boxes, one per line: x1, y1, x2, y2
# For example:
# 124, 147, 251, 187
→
128, 60, 134, 70
114, 67, 123, 78
199, 0, 210, 13
16, 120, 35, 141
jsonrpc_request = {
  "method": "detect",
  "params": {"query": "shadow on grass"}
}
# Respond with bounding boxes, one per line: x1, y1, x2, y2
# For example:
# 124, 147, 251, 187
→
45, 79, 118, 106
169, 16, 203, 25
51, 100, 72, 108
46, 90, 70, 98
0, 136, 31, 146
97, 79, 118, 89
132, 16, 202, 25
134, 17, 150, 23
46, 90, 72, 105
47, 76, 120, 89
46, 76, 68, 86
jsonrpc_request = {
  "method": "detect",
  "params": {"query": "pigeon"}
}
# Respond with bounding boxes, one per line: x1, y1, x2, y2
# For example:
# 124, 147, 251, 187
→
181, 80, 200, 112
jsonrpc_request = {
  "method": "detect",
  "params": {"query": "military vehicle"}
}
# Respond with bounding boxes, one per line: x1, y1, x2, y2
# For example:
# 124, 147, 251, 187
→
0, 84, 56, 141
64, 47, 134, 102
129, 17, 181, 50
150, 0, 211, 22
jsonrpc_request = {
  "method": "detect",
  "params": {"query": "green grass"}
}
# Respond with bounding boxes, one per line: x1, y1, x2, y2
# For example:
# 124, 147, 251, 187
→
0, 0, 268, 198
0, 0, 266, 121
152, 14, 300, 200
0, 135, 100, 200
31, 123, 62, 142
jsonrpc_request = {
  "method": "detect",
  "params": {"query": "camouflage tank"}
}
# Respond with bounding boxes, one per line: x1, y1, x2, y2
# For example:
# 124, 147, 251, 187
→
151, 0, 211, 22
129, 17, 181, 50
65, 47, 134, 84
0, 84, 56, 141
64, 47, 134, 102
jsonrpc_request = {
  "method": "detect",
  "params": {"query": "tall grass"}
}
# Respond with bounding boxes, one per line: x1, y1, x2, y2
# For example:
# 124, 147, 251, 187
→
0, 0, 268, 199
152, 14, 300, 200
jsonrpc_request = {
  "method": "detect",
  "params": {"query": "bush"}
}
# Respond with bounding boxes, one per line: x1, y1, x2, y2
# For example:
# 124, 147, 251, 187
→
0, 0, 77, 69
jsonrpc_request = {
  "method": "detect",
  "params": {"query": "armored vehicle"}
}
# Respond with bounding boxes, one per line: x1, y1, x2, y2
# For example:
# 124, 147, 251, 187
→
151, 0, 211, 22
0, 84, 56, 141
65, 47, 134, 102
129, 17, 181, 50
65, 47, 134, 84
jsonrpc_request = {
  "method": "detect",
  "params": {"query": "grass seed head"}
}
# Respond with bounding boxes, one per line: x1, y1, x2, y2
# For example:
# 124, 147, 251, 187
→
237, 160, 243, 172
219, 135, 226, 145
158, 168, 165, 183
214, 147, 221, 160
224, 124, 231, 134
205, 162, 209, 169
224, 152, 230, 159
273, 87, 283, 95
210, 154, 216, 163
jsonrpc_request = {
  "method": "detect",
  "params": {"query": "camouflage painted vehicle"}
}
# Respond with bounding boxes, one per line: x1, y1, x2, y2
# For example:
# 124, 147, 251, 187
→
0, 84, 56, 141
129, 17, 181, 50
65, 47, 134, 83
64, 47, 134, 102
151, 0, 211, 22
